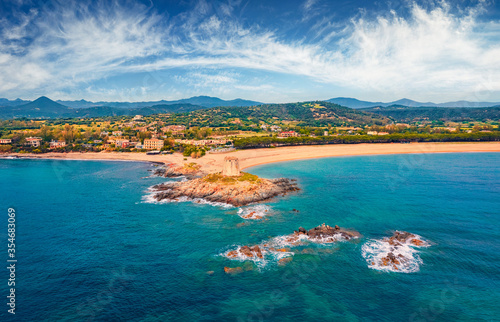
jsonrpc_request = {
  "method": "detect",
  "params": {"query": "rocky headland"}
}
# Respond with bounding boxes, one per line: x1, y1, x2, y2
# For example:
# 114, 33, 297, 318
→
151, 172, 299, 207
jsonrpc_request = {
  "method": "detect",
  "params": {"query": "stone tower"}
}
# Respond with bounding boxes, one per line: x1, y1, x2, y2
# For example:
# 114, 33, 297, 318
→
222, 156, 240, 177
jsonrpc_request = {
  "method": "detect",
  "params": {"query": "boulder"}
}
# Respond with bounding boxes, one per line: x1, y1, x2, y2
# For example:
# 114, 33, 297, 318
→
304, 224, 359, 241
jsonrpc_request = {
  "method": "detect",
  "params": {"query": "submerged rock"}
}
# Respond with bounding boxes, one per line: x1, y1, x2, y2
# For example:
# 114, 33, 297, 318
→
224, 266, 243, 274
226, 245, 263, 259
278, 257, 293, 266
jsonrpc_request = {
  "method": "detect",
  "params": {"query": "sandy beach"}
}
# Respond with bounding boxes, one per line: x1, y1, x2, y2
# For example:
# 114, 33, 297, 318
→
5, 142, 500, 173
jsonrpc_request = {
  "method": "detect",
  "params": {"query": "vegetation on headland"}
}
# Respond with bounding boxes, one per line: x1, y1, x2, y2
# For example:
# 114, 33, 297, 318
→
203, 172, 261, 184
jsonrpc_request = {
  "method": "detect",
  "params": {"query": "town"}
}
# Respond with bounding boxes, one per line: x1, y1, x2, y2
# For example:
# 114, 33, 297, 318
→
0, 100, 499, 157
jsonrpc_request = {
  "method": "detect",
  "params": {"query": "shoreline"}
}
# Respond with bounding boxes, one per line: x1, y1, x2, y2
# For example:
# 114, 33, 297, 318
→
239, 143, 500, 170
3, 142, 500, 172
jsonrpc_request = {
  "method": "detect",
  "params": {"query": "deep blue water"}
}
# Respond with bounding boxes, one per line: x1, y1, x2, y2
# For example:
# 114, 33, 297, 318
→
0, 153, 499, 321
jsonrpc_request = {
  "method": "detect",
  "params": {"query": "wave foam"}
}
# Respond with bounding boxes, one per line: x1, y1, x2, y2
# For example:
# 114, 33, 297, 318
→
221, 245, 293, 269
142, 188, 233, 208
237, 205, 272, 220
362, 233, 429, 273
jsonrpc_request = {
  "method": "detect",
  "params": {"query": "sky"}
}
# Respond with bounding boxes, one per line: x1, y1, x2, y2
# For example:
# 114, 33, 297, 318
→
1, 0, 500, 103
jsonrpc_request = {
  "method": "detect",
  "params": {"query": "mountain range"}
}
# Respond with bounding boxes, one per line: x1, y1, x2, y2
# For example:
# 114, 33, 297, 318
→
326, 97, 500, 109
0, 96, 261, 109
0, 96, 206, 119
1, 95, 499, 120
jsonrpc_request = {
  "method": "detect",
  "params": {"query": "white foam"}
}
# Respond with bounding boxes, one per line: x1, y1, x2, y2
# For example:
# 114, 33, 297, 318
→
362, 233, 429, 273
268, 232, 357, 248
221, 244, 294, 269
142, 188, 233, 208
237, 205, 272, 220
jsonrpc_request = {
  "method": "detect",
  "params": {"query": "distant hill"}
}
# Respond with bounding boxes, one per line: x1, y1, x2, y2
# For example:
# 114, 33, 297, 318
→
361, 105, 500, 122
182, 101, 390, 127
0, 98, 29, 106
327, 97, 500, 109
0, 96, 75, 119
0, 96, 206, 119
55, 95, 262, 109
0, 95, 262, 111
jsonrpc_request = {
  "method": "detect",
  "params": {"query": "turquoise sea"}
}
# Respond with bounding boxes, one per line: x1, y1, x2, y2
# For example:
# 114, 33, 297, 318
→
0, 152, 499, 321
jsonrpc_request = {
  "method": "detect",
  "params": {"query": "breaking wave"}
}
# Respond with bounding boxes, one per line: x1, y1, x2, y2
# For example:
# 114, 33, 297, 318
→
362, 233, 429, 273
237, 205, 272, 220
141, 188, 233, 208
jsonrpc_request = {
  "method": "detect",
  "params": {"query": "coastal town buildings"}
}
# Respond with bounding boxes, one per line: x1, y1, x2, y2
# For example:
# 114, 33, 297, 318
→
144, 138, 164, 150
174, 139, 228, 146
367, 131, 390, 135
25, 137, 42, 147
0, 138, 12, 144
114, 139, 130, 149
161, 125, 186, 135
279, 131, 299, 138
49, 140, 66, 149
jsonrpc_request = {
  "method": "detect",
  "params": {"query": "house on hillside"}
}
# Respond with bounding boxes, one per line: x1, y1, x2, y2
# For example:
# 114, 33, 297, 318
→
49, 140, 66, 149
278, 131, 299, 138
25, 137, 42, 147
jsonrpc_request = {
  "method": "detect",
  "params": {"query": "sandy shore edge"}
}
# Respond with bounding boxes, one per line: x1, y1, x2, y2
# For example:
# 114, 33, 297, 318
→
3, 142, 499, 173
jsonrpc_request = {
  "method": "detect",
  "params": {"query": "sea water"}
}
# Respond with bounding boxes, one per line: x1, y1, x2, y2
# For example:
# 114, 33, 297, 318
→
0, 153, 498, 321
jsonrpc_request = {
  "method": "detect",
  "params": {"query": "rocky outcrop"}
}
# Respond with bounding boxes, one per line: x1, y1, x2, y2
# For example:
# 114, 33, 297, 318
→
151, 175, 299, 207
386, 231, 424, 247
368, 231, 427, 271
380, 252, 409, 271
285, 223, 360, 244
227, 245, 263, 259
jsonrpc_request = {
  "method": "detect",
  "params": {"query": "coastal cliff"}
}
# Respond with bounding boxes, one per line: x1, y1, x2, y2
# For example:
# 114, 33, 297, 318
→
151, 172, 299, 206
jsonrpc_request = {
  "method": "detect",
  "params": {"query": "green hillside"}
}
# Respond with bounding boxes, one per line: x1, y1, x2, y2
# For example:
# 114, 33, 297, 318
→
362, 106, 500, 122
179, 101, 390, 127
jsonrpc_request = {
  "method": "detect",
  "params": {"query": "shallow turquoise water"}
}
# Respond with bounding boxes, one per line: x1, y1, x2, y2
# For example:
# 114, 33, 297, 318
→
0, 153, 499, 321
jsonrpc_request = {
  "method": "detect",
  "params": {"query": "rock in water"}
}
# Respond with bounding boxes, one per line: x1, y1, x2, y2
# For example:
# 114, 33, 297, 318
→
224, 267, 243, 275
301, 224, 360, 241
278, 257, 293, 266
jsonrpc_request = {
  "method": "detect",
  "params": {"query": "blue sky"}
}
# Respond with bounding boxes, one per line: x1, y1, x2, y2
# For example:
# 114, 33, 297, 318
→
1, 0, 500, 103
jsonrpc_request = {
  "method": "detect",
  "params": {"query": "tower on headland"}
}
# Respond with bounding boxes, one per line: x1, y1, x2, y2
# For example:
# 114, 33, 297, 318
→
222, 156, 240, 177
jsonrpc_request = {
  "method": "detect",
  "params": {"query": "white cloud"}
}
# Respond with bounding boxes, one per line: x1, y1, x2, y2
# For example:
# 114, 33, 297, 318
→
1, 0, 500, 102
